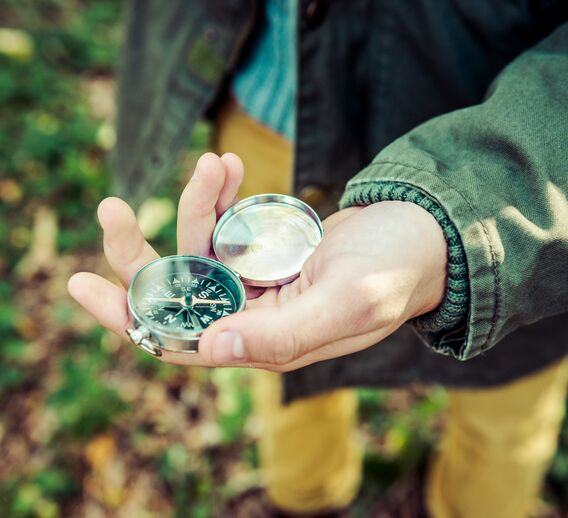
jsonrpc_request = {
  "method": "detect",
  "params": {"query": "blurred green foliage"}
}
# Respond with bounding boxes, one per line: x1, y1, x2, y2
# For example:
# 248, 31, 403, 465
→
0, 1, 121, 268
0, 2, 126, 516
48, 353, 129, 439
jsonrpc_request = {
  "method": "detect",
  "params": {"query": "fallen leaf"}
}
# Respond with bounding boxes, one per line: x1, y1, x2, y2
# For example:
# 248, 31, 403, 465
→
16, 206, 58, 278
0, 28, 34, 61
85, 434, 116, 472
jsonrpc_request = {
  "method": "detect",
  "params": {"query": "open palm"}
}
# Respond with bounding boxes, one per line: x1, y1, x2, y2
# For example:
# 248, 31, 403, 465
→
69, 153, 447, 371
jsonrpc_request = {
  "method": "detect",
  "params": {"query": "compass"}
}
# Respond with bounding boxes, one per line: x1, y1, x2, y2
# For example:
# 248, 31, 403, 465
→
126, 194, 323, 358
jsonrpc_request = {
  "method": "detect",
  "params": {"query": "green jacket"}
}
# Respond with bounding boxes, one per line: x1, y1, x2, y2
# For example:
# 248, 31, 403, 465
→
113, 0, 568, 400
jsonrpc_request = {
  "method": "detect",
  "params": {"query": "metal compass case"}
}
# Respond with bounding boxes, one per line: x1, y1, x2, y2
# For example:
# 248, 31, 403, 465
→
126, 194, 323, 360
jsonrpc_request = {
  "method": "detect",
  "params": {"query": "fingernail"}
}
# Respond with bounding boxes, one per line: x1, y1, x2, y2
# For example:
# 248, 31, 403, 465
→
212, 332, 244, 364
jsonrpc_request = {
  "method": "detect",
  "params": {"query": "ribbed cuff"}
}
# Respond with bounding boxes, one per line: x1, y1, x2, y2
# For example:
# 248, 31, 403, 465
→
340, 181, 469, 335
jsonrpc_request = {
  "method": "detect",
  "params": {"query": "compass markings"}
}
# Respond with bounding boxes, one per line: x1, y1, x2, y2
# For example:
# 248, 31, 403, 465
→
139, 271, 237, 332
200, 314, 213, 324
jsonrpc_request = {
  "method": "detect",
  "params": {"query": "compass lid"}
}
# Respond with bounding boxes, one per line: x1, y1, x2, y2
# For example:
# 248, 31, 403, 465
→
212, 194, 323, 287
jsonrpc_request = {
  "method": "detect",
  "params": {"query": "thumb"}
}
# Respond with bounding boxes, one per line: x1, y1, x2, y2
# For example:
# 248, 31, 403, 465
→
198, 282, 346, 369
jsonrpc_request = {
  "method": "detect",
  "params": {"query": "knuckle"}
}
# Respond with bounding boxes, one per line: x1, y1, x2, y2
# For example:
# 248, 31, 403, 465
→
269, 335, 297, 366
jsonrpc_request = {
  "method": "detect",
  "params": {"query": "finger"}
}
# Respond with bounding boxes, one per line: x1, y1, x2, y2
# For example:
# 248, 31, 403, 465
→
68, 272, 131, 339
245, 286, 279, 308
245, 285, 266, 300
98, 197, 159, 286
217, 153, 244, 213
177, 152, 227, 256
199, 280, 356, 367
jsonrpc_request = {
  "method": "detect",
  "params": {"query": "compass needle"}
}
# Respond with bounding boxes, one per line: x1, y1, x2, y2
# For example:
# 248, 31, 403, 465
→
191, 296, 232, 306
147, 296, 185, 304
188, 310, 201, 329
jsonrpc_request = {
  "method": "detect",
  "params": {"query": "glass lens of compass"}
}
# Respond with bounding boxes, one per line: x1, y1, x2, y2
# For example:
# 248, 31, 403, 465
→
129, 256, 244, 335
213, 195, 323, 286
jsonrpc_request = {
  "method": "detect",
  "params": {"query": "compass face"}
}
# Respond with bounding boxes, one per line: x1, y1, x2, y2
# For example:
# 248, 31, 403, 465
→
141, 273, 237, 330
129, 256, 245, 336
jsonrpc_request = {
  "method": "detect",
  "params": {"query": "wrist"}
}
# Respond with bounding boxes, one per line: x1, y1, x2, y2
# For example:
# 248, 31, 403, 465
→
341, 180, 469, 333
395, 201, 448, 319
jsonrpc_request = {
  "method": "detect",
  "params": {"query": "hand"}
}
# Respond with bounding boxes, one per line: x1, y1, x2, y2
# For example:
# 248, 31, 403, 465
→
198, 200, 448, 371
67, 152, 247, 362
68, 152, 448, 371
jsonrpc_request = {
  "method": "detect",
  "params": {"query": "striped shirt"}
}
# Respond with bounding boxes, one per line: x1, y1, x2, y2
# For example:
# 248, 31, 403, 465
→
232, 0, 297, 141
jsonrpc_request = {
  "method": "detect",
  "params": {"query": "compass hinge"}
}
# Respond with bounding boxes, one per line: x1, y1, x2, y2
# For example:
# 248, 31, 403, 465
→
126, 326, 162, 357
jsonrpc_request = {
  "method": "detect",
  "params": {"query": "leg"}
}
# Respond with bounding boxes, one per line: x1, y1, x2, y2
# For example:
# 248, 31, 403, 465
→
426, 358, 568, 518
214, 98, 363, 514
253, 370, 362, 514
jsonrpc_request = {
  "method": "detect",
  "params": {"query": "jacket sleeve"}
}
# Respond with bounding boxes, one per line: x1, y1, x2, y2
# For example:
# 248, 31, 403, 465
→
340, 22, 568, 361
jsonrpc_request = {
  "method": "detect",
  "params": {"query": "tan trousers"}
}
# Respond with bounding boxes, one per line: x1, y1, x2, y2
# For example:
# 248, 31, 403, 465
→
214, 99, 568, 517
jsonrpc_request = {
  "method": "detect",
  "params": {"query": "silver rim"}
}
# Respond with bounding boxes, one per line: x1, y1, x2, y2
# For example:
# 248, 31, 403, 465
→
127, 255, 246, 342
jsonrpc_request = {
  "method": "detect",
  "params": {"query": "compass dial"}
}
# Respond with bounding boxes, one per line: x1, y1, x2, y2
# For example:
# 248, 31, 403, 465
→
140, 273, 236, 331
128, 256, 245, 337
